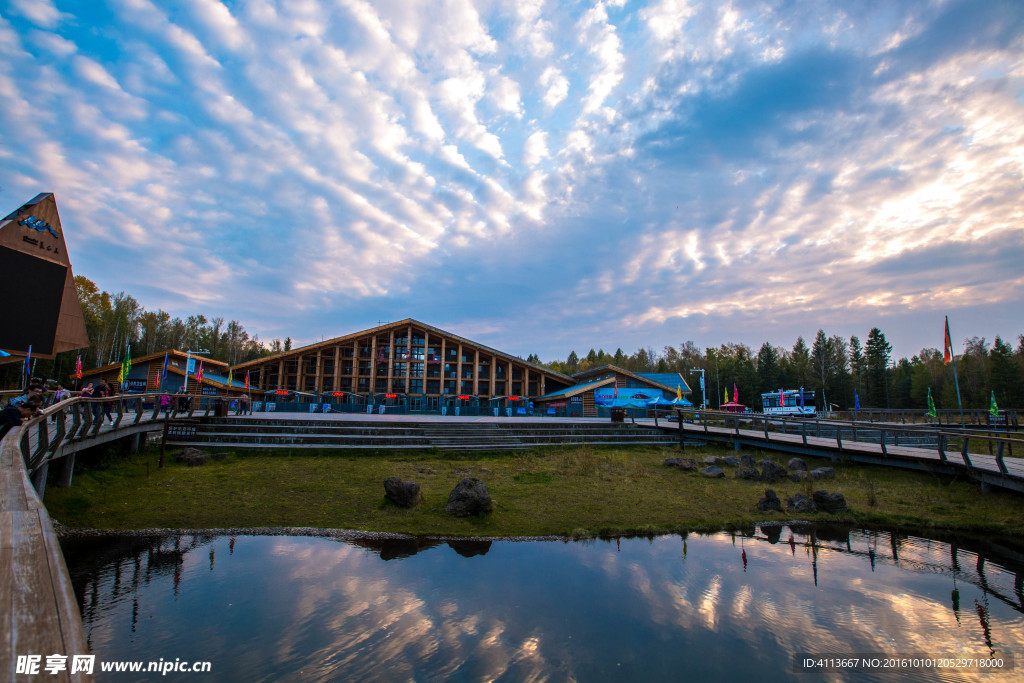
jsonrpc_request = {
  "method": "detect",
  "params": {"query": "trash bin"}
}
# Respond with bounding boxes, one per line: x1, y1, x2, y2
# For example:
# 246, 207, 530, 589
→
214, 399, 228, 417
610, 407, 626, 423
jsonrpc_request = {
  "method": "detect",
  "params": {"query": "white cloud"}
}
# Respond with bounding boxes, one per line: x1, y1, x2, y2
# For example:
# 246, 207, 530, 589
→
523, 131, 550, 167
539, 66, 569, 108
7, 0, 67, 29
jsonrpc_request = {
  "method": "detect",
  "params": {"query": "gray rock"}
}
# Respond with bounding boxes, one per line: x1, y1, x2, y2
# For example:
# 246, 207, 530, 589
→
723, 456, 742, 466
787, 457, 807, 471
789, 471, 809, 482
787, 493, 817, 513
703, 456, 727, 467
812, 490, 849, 513
735, 465, 761, 480
758, 460, 789, 483
174, 447, 210, 466
663, 457, 697, 471
757, 489, 782, 512
444, 478, 493, 516
740, 454, 757, 467
383, 477, 422, 508
809, 467, 835, 480
700, 466, 725, 478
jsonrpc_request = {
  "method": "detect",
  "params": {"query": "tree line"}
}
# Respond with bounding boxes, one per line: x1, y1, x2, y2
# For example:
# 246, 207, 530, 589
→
1, 276, 287, 388
4, 275, 1021, 410
535, 327, 1024, 411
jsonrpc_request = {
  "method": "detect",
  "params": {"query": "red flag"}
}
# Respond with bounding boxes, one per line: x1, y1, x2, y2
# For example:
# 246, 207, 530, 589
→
245, 370, 250, 389
733, 384, 738, 403
195, 361, 204, 385
943, 316, 953, 365
74, 355, 83, 380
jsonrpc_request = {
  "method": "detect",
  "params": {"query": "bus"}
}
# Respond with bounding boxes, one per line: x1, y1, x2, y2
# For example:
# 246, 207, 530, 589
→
761, 389, 815, 417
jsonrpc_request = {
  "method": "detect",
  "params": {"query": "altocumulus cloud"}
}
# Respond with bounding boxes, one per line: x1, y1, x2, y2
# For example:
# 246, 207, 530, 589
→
0, 0, 1021, 360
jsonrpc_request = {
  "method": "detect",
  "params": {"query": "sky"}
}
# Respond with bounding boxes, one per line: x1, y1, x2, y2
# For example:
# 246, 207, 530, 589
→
1, 0, 1022, 364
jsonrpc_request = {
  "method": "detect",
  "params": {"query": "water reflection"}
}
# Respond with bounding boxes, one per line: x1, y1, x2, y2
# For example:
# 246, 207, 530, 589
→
60, 528, 1023, 681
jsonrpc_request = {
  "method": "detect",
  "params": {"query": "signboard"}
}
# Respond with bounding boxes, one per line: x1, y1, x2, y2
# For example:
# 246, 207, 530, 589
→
124, 378, 147, 391
201, 386, 218, 396
385, 393, 398, 398
187, 358, 196, 373
332, 391, 345, 397
594, 387, 661, 407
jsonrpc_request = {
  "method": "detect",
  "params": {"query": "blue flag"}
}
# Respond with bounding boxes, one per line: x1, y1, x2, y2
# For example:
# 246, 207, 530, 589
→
24, 344, 32, 376
854, 390, 861, 411
160, 352, 169, 387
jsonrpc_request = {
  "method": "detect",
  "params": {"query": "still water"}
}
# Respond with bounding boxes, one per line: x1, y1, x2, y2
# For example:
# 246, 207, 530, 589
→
61, 526, 1022, 681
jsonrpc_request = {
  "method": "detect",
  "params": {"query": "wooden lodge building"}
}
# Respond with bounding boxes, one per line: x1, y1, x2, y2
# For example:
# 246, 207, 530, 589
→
80, 350, 260, 400
229, 319, 693, 417
230, 319, 575, 411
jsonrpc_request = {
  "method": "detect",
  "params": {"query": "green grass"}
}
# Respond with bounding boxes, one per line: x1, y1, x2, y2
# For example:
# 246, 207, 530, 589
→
45, 444, 1024, 539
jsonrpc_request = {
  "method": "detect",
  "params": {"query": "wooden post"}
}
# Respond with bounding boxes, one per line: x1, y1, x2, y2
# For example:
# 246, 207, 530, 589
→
159, 419, 169, 468
678, 409, 684, 450
57, 453, 75, 488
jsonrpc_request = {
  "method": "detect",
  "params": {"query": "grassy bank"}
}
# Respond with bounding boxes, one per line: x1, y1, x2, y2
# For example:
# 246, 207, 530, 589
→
44, 443, 1024, 539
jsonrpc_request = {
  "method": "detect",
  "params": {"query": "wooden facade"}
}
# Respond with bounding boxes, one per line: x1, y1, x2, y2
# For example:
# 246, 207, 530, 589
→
230, 319, 573, 406
0, 193, 89, 361
80, 350, 260, 399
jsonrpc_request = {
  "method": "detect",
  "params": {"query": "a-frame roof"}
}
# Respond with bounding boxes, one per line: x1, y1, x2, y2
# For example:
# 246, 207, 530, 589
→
231, 318, 573, 381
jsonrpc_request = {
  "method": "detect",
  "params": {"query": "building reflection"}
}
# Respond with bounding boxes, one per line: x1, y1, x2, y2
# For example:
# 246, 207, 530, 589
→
59, 526, 1024, 680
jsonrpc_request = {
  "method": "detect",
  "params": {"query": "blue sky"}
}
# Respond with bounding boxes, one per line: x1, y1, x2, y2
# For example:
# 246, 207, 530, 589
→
1, 0, 1022, 362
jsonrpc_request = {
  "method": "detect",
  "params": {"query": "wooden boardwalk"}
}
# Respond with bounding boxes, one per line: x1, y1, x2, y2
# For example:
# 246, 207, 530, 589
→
644, 411, 1024, 493
1, 428, 90, 682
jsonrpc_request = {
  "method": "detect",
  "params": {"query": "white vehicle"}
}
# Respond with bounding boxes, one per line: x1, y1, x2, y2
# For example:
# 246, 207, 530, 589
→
761, 389, 815, 416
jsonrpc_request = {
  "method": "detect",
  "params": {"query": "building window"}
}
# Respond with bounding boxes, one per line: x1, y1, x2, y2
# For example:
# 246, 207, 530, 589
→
409, 379, 423, 394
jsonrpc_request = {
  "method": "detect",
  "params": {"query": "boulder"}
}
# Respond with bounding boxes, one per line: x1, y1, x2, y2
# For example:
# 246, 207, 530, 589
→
663, 457, 697, 471
787, 493, 817, 513
444, 478, 493, 516
723, 456, 742, 467
703, 456, 728, 467
809, 467, 835, 480
700, 466, 725, 478
756, 489, 782, 512
383, 477, 422, 508
740, 454, 757, 468
758, 460, 789, 483
789, 471, 809, 482
812, 490, 849, 514
735, 465, 761, 481
174, 447, 210, 466
787, 457, 807, 472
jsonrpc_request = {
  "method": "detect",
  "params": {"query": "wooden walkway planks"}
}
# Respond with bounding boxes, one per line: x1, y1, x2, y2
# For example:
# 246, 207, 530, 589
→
651, 418, 1023, 492
1, 430, 91, 682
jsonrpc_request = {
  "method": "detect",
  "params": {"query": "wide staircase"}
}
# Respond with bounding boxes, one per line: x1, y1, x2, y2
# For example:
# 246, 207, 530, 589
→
164, 417, 679, 452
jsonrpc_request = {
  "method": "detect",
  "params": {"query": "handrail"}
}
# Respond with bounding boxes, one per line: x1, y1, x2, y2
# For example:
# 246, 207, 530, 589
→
668, 407, 1019, 477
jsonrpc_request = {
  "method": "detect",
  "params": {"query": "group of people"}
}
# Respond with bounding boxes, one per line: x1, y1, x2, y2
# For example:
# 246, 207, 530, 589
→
0, 382, 47, 440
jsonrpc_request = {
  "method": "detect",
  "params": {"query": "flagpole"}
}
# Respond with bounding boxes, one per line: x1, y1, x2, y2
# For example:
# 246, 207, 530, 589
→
946, 316, 965, 429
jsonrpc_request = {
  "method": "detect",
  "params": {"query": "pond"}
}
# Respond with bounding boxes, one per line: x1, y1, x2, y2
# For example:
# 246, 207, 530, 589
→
60, 526, 1021, 681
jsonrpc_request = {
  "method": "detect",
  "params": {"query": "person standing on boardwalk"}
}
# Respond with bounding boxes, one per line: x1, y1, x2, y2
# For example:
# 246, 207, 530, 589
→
95, 379, 113, 423
0, 397, 42, 441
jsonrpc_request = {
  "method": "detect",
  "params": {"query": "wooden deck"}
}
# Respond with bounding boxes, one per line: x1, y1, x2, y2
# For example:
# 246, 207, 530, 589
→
646, 412, 1024, 493
1, 428, 90, 682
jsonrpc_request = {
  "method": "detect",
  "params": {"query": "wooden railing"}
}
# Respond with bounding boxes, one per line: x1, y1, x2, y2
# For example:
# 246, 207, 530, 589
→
662, 408, 1021, 479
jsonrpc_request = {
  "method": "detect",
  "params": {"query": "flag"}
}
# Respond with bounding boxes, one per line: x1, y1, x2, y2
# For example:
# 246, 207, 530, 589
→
245, 370, 250, 390
118, 343, 131, 385
943, 316, 954, 365
724, 387, 728, 405
927, 387, 937, 419
676, 384, 682, 402
159, 352, 169, 388
228, 368, 233, 387
779, 388, 785, 407
733, 383, 738, 403
195, 361, 204, 386
854, 390, 861, 411
0, 349, 10, 357
800, 386, 805, 408
990, 391, 999, 416
74, 355, 83, 380
613, 383, 618, 398
24, 345, 32, 376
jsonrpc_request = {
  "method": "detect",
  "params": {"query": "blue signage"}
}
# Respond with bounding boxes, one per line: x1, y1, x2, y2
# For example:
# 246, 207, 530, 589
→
594, 387, 661, 407
19, 215, 59, 238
